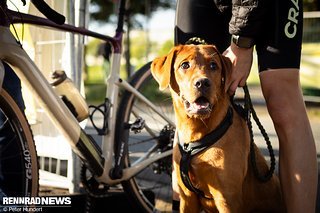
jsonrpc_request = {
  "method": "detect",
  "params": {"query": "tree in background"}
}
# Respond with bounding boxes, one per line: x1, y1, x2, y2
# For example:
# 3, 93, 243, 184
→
304, 0, 320, 11
89, 0, 320, 77
90, 0, 320, 22
90, 0, 175, 77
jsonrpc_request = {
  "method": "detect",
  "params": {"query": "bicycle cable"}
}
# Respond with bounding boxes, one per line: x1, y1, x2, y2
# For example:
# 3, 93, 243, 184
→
6, 0, 24, 47
88, 98, 111, 135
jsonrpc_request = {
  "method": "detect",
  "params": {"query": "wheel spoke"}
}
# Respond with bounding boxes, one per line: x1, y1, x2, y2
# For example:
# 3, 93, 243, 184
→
115, 65, 174, 212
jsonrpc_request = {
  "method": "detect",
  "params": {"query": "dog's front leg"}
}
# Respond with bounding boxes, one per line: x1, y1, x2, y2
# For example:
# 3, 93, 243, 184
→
214, 192, 243, 213
179, 190, 202, 213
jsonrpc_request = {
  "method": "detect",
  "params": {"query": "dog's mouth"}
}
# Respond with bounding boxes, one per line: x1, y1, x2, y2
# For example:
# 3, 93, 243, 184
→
183, 96, 213, 115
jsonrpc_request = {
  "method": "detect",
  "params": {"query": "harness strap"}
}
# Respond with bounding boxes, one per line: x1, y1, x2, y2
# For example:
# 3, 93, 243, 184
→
178, 106, 233, 198
178, 149, 209, 198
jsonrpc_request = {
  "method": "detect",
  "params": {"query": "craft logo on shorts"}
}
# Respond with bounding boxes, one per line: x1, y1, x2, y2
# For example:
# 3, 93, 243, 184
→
285, 0, 300, 38
1, 197, 72, 212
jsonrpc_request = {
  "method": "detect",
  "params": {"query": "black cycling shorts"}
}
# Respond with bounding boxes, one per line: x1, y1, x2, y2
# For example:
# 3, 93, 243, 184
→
175, 0, 303, 72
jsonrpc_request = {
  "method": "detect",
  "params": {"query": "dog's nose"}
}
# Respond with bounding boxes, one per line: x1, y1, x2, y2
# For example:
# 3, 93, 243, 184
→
194, 78, 211, 90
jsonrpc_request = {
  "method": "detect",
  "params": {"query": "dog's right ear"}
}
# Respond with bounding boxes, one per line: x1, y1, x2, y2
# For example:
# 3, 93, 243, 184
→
151, 46, 181, 91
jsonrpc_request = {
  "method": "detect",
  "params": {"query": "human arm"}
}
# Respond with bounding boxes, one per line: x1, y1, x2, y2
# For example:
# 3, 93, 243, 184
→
229, 0, 269, 38
223, 0, 269, 95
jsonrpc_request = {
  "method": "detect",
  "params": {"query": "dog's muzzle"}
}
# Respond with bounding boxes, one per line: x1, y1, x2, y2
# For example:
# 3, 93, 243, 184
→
182, 96, 213, 115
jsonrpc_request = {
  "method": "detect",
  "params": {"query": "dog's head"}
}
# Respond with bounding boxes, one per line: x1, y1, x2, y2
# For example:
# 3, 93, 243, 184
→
151, 44, 232, 119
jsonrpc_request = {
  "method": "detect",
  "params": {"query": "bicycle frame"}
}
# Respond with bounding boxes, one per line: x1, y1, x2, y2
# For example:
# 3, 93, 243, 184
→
0, 1, 173, 186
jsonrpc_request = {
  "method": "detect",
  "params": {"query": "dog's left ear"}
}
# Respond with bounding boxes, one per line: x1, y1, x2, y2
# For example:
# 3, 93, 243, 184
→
211, 45, 232, 87
151, 46, 181, 91
219, 54, 232, 86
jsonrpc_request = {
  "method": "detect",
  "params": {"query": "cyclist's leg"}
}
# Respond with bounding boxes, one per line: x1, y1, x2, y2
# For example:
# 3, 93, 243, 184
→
0, 188, 5, 201
0, 62, 25, 196
256, 1, 317, 212
2, 62, 25, 110
174, 0, 231, 211
260, 70, 317, 212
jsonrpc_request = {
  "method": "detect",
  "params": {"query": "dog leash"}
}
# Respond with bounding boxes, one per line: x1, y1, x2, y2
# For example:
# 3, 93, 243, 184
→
243, 84, 276, 182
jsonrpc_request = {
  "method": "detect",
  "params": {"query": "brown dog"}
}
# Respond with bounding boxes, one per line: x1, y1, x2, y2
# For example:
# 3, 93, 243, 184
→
151, 44, 284, 213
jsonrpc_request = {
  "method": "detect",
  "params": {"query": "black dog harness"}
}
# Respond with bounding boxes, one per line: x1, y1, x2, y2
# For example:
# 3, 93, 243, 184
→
178, 106, 233, 199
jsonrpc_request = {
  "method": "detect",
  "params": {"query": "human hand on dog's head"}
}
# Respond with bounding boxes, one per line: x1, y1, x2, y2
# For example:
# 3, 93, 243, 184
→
151, 44, 232, 119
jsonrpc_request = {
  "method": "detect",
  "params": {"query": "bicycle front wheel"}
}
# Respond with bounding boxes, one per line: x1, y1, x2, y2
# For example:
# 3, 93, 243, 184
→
0, 89, 38, 199
115, 62, 175, 213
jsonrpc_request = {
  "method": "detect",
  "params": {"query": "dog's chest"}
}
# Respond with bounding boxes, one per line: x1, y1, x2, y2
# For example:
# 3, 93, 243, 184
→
189, 146, 226, 180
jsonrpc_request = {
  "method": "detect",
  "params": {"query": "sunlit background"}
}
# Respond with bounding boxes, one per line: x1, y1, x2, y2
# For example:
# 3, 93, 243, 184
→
6, 0, 320, 202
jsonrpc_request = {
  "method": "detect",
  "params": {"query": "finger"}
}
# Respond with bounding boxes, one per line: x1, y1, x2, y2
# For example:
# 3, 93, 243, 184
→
239, 78, 247, 87
222, 49, 229, 56
228, 89, 236, 96
224, 72, 232, 93
222, 46, 230, 56
225, 77, 235, 93
228, 80, 239, 96
224, 79, 231, 93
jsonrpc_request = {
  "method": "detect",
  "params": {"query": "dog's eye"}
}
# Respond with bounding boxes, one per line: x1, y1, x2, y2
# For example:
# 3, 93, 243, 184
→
180, 62, 190, 70
210, 62, 217, 70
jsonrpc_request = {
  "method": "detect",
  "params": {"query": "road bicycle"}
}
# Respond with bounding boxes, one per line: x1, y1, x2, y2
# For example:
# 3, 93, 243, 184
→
0, 0, 175, 212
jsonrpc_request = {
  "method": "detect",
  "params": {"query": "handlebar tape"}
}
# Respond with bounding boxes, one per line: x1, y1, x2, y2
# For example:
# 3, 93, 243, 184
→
31, 0, 65, 25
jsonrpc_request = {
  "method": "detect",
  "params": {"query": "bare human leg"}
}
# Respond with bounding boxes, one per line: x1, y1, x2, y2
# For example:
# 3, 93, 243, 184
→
260, 69, 318, 213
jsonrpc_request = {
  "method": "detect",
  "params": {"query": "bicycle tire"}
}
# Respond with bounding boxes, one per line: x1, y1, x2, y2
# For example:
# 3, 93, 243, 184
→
115, 62, 175, 213
0, 88, 38, 199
